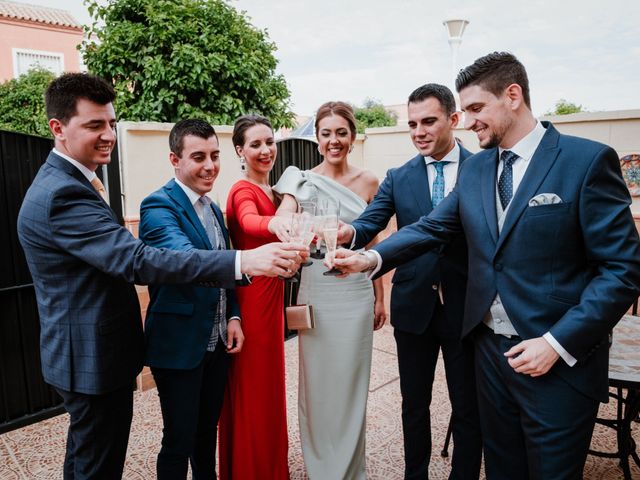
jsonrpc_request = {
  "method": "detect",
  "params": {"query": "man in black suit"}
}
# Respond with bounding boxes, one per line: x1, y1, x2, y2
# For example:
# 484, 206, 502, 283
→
17, 73, 305, 479
339, 84, 482, 479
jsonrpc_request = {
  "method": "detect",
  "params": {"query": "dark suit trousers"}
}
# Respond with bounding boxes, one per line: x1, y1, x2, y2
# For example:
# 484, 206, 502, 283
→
394, 301, 482, 480
474, 325, 599, 480
151, 343, 229, 480
55, 383, 134, 480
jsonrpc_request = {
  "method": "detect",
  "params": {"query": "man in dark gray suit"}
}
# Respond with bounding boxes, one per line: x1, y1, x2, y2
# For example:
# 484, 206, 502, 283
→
17, 73, 304, 479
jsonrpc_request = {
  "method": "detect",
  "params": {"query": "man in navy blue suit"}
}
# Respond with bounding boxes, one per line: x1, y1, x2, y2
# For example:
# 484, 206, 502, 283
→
17, 73, 304, 479
138, 119, 243, 479
334, 52, 640, 479
338, 84, 481, 479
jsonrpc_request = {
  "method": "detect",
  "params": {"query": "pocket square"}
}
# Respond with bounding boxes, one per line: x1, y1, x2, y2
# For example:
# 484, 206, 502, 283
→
528, 193, 563, 207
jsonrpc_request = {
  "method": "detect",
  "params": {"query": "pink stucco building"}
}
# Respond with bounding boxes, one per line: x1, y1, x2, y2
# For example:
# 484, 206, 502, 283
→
0, 0, 84, 82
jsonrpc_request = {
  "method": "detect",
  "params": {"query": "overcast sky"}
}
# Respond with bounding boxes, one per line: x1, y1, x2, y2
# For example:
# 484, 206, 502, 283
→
26, 0, 640, 117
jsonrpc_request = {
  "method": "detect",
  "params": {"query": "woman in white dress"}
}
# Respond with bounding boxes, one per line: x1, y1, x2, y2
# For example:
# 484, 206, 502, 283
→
273, 101, 386, 479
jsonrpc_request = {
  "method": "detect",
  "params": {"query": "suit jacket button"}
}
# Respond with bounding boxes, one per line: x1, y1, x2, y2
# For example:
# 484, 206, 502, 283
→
431, 284, 438, 290
495, 263, 503, 271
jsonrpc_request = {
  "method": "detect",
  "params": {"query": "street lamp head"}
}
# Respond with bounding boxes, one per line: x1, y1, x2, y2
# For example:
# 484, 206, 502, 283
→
443, 19, 469, 42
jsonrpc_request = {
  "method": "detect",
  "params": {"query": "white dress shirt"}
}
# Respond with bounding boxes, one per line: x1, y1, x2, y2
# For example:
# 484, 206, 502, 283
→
53, 148, 96, 182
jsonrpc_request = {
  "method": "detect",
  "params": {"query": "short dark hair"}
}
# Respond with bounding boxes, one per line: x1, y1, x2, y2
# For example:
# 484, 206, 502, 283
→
455, 51, 531, 109
232, 114, 273, 147
407, 83, 456, 116
314, 101, 357, 141
44, 73, 116, 125
169, 119, 217, 156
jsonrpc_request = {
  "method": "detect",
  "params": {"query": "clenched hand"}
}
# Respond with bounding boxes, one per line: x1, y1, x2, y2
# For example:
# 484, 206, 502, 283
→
504, 337, 560, 377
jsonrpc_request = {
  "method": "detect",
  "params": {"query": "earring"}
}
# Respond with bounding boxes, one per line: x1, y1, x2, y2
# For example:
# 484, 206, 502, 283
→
317, 145, 323, 156
239, 156, 246, 172
349, 144, 354, 154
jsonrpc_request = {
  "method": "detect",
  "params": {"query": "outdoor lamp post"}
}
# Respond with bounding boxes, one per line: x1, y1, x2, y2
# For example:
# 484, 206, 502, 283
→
443, 18, 469, 106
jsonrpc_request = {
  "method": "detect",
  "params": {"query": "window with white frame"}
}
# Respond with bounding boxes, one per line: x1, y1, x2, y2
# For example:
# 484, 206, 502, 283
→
13, 48, 64, 77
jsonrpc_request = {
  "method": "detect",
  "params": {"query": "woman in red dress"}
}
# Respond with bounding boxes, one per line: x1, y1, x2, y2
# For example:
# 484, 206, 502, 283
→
219, 115, 290, 479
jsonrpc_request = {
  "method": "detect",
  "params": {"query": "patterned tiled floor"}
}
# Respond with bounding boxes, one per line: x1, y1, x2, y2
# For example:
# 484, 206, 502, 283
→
1, 325, 639, 479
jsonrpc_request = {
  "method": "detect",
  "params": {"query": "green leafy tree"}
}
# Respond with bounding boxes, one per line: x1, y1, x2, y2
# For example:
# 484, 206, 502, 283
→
82, 0, 295, 128
353, 98, 397, 133
0, 69, 54, 138
546, 98, 584, 115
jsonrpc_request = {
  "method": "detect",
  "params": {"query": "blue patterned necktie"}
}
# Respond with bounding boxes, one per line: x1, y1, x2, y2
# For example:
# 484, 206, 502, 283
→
498, 151, 519, 210
431, 161, 449, 208
198, 196, 227, 350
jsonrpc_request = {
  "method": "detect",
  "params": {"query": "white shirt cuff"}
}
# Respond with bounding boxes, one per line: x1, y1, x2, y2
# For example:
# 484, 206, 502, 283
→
543, 332, 577, 367
348, 225, 357, 249
234, 252, 242, 280
364, 250, 383, 280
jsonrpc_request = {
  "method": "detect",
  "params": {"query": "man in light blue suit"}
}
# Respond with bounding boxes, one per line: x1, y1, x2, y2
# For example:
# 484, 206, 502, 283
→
334, 52, 640, 479
138, 119, 243, 479
17, 73, 304, 479
339, 84, 481, 479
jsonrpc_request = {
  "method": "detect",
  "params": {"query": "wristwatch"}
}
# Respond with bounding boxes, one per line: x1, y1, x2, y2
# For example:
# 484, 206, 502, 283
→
357, 251, 378, 273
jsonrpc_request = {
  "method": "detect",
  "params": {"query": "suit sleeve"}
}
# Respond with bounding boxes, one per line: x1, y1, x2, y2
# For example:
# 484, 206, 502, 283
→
226, 289, 241, 319
48, 184, 237, 288
352, 170, 397, 249
228, 186, 274, 238
373, 183, 463, 279
549, 145, 640, 361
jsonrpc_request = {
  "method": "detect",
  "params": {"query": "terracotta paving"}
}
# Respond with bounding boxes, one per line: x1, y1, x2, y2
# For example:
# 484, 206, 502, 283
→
1, 324, 639, 479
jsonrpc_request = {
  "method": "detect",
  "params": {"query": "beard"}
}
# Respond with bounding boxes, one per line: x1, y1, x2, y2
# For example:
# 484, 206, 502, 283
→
481, 132, 501, 149
479, 116, 513, 150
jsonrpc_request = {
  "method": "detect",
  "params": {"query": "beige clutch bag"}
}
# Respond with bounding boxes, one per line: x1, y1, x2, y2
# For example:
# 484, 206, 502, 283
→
285, 304, 315, 330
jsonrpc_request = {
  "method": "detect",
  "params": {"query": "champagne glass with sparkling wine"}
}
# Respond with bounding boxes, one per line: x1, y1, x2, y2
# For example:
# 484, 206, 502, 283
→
320, 199, 341, 276
291, 202, 315, 267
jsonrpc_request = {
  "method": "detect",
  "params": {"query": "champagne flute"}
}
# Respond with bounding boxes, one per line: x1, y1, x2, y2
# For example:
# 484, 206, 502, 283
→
291, 209, 315, 267
277, 211, 299, 283
310, 212, 326, 259
298, 200, 316, 215
313, 198, 340, 260
322, 212, 341, 276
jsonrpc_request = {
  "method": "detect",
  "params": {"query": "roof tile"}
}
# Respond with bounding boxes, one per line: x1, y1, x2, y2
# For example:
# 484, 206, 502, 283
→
0, 0, 82, 29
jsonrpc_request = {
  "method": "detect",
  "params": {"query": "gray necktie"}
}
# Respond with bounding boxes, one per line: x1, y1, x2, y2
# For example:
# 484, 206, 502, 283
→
198, 197, 227, 349
198, 196, 222, 249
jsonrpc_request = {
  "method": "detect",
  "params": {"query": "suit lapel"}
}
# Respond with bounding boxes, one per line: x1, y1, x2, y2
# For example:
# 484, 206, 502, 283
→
407, 154, 432, 214
47, 152, 119, 222
165, 180, 212, 249
480, 150, 499, 244
495, 124, 561, 253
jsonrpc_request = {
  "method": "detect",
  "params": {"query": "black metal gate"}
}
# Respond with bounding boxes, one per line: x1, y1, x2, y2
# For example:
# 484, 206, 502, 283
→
270, 136, 322, 185
0, 130, 122, 433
